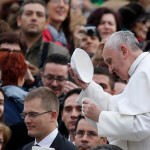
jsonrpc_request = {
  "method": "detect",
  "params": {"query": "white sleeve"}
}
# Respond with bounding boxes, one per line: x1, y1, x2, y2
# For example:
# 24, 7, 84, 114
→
97, 111, 150, 141
77, 80, 111, 110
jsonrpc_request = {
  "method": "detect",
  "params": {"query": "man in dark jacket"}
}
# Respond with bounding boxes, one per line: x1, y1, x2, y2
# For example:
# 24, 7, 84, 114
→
21, 87, 77, 150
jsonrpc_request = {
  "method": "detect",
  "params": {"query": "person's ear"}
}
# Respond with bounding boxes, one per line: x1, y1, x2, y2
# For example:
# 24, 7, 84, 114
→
40, 72, 44, 78
17, 16, 21, 27
100, 137, 108, 144
50, 111, 58, 122
120, 45, 128, 59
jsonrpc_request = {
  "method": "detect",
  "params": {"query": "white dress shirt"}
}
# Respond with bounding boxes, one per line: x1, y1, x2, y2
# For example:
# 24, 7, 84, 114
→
77, 52, 150, 150
34, 128, 58, 148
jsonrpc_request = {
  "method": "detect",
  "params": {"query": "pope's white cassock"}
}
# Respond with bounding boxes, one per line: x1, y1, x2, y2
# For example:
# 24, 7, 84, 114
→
77, 52, 150, 150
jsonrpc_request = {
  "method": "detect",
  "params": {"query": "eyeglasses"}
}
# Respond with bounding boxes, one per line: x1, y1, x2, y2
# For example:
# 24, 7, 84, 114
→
50, 0, 70, 5
20, 110, 52, 119
43, 75, 67, 84
75, 130, 98, 139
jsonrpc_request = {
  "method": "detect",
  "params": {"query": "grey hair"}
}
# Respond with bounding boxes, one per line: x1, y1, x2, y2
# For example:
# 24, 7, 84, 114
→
105, 30, 140, 51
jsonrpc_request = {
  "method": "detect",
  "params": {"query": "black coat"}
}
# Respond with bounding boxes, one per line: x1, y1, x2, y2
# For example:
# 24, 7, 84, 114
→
21, 132, 77, 150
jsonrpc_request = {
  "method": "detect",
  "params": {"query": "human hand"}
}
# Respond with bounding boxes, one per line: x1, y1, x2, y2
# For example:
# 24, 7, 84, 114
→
82, 98, 101, 122
68, 63, 89, 90
63, 81, 78, 94
27, 63, 39, 76
25, 68, 35, 84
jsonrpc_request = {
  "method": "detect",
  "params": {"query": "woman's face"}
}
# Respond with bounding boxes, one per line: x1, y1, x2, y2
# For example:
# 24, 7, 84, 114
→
46, 0, 70, 28
132, 20, 150, 40
0, 92, 4, 120
97, 13, 117, 40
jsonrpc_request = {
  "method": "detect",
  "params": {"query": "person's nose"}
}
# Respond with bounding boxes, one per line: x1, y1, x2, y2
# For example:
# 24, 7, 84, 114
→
81, 133, 89, 142
51, 80, 58, 86
31, 13, 38, 21
59, 0, 66, 6
86, 36, 93, 44
145, 21, 150, 28
71, 109, 78, 118
104, 22, 110, 29
108, 65, 113, 73
24, 115, 32, 123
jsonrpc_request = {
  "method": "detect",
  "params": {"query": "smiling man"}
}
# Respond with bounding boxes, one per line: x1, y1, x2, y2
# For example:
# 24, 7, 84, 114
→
21, 87, 77, 150
41, 54, 78, 100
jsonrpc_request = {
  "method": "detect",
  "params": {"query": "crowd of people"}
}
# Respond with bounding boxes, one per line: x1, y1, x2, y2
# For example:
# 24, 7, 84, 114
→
0, 0, 150, 150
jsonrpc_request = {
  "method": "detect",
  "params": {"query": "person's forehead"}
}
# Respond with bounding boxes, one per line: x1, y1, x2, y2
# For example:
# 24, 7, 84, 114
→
0, 43, 21, 50
24, 98, 43, 110
93, 74, 110, 83
77, 119, 97, 132
44, 63, 68, 72
82, 34, 99, 40
64, 94, 80, 107
23, 3, 46, 13
102, 46, 112, 59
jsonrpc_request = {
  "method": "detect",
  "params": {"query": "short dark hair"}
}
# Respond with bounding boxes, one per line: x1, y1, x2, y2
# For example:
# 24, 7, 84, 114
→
0, 32, 25, 51
94, 67, 115, 90
25, 87, 59, 113
61, 88, 82, 111
44, 54, 69, 66
91, 144, 123, 150
19, 0, 48, 18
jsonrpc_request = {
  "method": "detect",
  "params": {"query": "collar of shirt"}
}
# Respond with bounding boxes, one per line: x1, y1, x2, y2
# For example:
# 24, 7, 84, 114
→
34, 128, 58, 148
68, 135, 75, 145
128, 52, 149, 77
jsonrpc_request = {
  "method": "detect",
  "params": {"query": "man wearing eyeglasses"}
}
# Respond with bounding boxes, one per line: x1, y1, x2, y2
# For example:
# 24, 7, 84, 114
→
75, 115, 107, 150
41, 54, 78, 102
21, 87, 77, 150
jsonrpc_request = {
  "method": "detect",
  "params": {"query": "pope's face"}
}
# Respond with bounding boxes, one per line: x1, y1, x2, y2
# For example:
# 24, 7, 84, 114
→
103, 47, 129, 81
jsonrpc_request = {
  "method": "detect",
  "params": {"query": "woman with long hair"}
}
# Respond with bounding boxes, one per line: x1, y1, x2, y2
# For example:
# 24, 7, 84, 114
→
43, 0, 72, 50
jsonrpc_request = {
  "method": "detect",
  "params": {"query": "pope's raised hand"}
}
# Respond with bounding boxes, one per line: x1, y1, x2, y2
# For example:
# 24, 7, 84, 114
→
68, 63, 89, 90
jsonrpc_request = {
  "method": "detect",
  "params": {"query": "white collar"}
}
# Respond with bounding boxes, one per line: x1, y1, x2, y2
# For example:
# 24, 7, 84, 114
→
34, 128, 58, 148
128, 52, 149, 77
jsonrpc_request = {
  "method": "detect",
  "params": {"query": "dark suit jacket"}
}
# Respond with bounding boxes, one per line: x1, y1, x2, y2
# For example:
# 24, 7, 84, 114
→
21, 132, 77, 150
